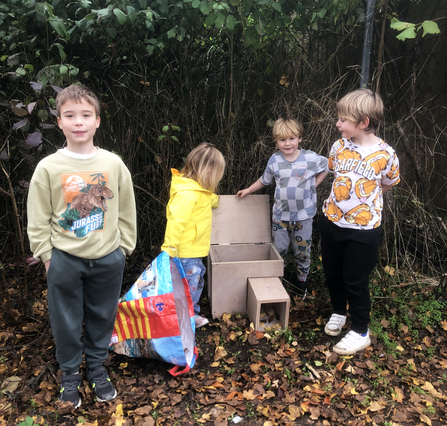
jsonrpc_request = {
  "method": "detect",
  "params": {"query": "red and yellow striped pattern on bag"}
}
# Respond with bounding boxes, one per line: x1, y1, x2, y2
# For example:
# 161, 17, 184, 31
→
115, 299, 151, 341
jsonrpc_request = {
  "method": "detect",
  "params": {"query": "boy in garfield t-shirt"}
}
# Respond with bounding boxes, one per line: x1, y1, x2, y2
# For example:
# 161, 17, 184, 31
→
319, 89, 400, 355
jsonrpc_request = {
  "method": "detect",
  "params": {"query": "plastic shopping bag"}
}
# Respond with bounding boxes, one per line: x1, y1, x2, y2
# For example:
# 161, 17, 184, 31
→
109, 251, 197, 376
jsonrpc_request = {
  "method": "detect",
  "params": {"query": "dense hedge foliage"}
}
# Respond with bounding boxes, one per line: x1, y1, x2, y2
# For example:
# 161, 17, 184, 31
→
0, 0, 445, 276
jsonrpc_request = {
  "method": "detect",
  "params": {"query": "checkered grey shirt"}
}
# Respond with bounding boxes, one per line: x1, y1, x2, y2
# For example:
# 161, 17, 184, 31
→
260, 149, 328, 222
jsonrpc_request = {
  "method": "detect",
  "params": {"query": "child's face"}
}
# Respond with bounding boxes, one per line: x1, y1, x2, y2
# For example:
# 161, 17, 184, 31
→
57, 99, 100, 153
336, 117, 361, 140
276, 135, 301, 160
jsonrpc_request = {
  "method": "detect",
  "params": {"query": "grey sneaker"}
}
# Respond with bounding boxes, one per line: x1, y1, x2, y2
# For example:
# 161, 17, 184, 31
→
60, 373, 81, 408
87, 367, 117, 402
333, 330, 371, 355
324, 313, 347, 336
195, 315, 209, 328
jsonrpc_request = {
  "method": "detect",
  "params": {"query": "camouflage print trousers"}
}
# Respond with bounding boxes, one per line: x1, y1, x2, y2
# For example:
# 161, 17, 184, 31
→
272, 218, 313, 282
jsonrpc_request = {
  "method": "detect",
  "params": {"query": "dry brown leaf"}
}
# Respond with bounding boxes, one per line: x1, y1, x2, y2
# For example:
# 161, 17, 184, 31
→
392, 386, 405, 403
381, 318, 390, 328
258, 405, 270, 417
336, 361, 345, 371
214, 346, 227, 361
288, 404, 301, 421
134, 406, 152, 416
214, 414, 228, 426
142, 417, 155, 426
368, 401, 385, 412
441, 320, 447, 331
309, 406, 320, 420
226, 391, 237, 400
420, 414, 432, 425
243, 389, 257, 400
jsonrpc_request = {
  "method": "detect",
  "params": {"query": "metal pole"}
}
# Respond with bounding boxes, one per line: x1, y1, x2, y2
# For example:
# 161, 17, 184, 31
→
360, 0, 376, 88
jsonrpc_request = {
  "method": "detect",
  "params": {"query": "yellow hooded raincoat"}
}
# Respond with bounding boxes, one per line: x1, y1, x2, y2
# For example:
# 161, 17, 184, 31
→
161, 169, 219, 258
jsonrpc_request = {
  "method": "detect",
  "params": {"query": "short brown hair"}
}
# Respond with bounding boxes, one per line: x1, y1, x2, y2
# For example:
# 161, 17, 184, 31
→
336, 89, 383, 133
56, 85, 100, 117
272, 118, 304, 141
181, 142, 225, 193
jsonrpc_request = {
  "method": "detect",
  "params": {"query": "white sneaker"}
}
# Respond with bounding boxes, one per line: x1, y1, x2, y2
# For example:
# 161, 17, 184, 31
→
195, 315, 209, 328
333, 330, 371, 355
324, 314, 347, 336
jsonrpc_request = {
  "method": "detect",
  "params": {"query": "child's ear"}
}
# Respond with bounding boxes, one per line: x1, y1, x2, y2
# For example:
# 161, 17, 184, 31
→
359, 117, 370, 130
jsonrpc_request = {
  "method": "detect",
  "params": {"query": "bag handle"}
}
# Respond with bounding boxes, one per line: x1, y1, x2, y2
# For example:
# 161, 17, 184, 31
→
169, 347, 199, 376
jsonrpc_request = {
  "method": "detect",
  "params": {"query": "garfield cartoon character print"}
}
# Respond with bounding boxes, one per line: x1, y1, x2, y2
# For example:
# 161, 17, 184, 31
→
58, 172, 114, 238
323, 138, 400, 230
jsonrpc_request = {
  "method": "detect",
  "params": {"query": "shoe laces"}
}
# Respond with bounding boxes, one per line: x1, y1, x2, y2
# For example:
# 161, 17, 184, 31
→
92, 372, 110, 387
61, 379, 79, 392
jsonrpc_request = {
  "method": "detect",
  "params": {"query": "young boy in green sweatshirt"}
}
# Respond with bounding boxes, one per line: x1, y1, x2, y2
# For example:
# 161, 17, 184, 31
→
27, 85, 137, 408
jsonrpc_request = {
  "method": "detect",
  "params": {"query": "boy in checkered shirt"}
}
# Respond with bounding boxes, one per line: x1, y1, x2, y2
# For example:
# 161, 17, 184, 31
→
236, 118, 328, 299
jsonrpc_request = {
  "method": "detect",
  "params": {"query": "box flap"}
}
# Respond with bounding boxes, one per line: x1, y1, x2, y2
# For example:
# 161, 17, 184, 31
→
211, 194, 272, 245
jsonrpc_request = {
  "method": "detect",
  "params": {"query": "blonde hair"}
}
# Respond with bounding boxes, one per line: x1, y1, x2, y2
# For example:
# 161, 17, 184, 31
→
336, 89, 383, 133
181, 142, 225, 193
56, 84, 100, 117
272, 118, 304, 141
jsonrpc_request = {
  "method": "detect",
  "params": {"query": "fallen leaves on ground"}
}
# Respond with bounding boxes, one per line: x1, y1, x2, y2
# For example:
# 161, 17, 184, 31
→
1, 270, 446, 426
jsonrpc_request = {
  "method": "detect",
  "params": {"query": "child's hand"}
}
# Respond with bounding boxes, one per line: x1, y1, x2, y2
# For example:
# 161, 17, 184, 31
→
236, 188, 251, 198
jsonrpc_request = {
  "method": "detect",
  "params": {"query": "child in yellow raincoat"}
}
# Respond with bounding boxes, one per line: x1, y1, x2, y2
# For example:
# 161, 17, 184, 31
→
162, 143, 225, 328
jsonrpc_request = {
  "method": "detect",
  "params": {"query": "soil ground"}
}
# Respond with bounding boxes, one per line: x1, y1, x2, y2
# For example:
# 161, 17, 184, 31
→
1, 264, 446, 426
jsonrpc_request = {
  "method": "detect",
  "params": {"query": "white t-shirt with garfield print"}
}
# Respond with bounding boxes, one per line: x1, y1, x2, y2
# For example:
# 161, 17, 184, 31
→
322, 138, 400, 230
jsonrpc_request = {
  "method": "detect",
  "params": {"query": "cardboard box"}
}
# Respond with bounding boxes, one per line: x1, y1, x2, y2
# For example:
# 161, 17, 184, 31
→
207, 195, 283, 318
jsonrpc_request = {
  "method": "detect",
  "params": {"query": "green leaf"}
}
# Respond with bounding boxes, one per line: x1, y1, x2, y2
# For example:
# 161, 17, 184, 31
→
214, 12, 225, 28
95, 8, 111, 19
420, 20, 440, 37
318, 8, 326, 19
390, 18, 409, 32
49, 17, 67, 37
396, 27, 417, 41
24, 64, 34, 72
226, 14, 237, 30
54, 43, 67, 62
69, 66, 79, 76
167, 28, 176, 38
162, 125, 169, 132
106, 27, 117, 39
35, 3, 51, 16
127, 6, 136, 23
192, 0, 200, 8
271, 2, 281, 12
114, 8, 127, 24
60, 65, 68, 74
16, 67, 26, 76
171, 136, 179, 142
199, 0, 212, 15
158, 135, 166, 141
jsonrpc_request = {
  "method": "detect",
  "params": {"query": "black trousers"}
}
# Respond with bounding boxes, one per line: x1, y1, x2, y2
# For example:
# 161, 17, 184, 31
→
318, 215, 381, 334
47, 247, 125, 374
